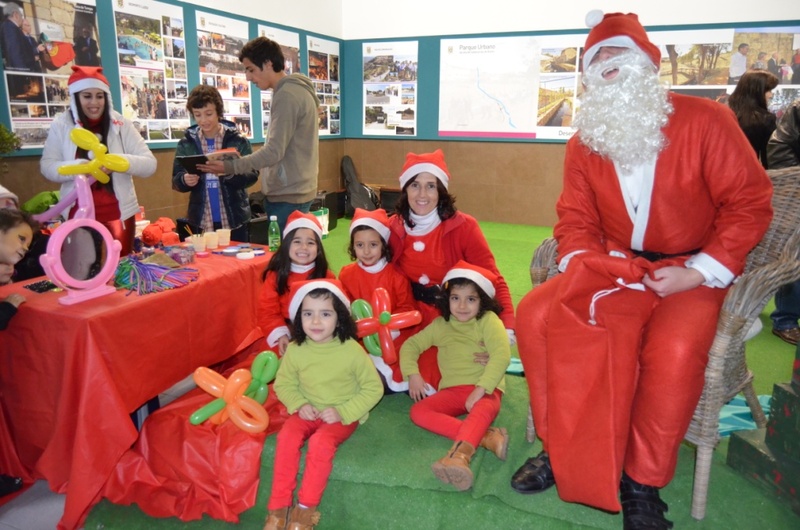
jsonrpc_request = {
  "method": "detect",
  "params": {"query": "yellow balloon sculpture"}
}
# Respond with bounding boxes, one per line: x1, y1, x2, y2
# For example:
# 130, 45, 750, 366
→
56, 128, 130, 184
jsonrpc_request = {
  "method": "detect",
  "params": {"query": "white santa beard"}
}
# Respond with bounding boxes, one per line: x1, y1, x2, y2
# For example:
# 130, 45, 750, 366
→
575, 50, 673, 173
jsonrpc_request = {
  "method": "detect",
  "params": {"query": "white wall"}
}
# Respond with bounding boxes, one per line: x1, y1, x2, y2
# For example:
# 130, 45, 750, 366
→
181, 1, 800, 42
341, 0, 800, 40
181, 0, 344, 38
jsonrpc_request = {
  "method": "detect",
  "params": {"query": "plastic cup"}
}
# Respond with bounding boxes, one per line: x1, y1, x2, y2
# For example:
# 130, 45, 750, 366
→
216, 228, 231, 246
189, 234, 206, 251
204, 231, 219, 250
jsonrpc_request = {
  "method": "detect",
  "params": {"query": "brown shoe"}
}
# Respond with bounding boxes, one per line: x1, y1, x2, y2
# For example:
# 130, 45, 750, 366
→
772, 327, 800, 345
431, 441, 476, 491
264, 507, 290, 530
287, 505, 320, 530
479, 427, 509, 460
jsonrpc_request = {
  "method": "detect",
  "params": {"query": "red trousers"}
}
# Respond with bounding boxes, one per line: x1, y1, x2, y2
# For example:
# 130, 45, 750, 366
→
517, 273, 725, 491
267, 413, 358, 510
409, 385, 502, 448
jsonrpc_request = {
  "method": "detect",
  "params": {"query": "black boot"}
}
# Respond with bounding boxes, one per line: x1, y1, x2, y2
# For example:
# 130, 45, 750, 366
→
510, 451, 556, 494
620, 472, 673, 530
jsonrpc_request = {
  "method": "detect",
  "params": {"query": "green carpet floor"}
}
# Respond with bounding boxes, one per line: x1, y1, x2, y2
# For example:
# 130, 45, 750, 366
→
85, 219, 800, 529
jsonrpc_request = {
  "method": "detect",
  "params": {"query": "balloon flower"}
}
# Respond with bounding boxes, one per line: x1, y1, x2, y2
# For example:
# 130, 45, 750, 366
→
352, 287, 421, 364
244, 350, 280, 404
57, 128, 130, 184
190, 366, 270, 434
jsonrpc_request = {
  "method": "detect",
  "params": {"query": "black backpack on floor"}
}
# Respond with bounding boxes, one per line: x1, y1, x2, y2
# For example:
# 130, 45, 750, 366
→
341, 155, 379, 217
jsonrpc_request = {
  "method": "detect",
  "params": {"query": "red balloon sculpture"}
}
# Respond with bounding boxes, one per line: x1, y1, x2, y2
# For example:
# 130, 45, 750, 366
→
352, 287, 421, 364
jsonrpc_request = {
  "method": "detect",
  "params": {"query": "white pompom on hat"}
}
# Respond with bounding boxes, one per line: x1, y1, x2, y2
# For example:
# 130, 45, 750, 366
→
67, 65, 112, 125
582, 10, 661, 71
398, 149, 451, 190
442, 260, 498, 299
288, 279, 351, 321
350, 208, 391, 242
283, 210, 323, 239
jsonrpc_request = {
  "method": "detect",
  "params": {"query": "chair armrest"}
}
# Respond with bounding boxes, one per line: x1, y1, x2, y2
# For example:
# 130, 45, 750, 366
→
530, 237, 559, 287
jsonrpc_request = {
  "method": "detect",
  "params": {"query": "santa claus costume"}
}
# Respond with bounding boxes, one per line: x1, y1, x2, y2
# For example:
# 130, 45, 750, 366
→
338, 208, 417, 391
511, 11, 772, 529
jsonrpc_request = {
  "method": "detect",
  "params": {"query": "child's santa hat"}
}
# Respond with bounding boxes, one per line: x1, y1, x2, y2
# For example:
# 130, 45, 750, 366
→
0, 185, 19, 209
398, 149, 451, 190
442, 260, 498, 299
283, 210, 323, 239
288, 279, 351, 320
68, 65, 112, 125
350, 208, 391, 242
582, 10, 661, 71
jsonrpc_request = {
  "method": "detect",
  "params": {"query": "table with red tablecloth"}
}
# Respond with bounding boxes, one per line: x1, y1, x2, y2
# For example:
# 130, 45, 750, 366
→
0, 250, 271, 530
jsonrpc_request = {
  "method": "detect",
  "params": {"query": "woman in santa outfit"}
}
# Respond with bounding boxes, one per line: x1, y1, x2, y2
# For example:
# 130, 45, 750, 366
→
388, 149, 515, 392
40, 65, 156, 256
338, 207, 417, 392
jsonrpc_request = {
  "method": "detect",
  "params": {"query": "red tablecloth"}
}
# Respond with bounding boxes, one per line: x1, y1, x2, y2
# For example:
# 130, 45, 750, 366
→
0, 250, 270, 530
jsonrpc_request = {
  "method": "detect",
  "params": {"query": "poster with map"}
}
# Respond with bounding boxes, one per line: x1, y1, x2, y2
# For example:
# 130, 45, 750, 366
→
439, 36, 539, 138
195, 12, 251, 137
257, 24, 300, 137
362, 41, 417, 136
113, 0, 185, 141
307, 36, 340, 136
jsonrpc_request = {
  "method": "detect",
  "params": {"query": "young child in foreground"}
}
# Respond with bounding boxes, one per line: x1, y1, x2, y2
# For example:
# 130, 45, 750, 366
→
265, 279, 383, 530
258, 211, 333, 356
400, 260, 511, 491
0, 209, 35, 330
338, 208, 416, 392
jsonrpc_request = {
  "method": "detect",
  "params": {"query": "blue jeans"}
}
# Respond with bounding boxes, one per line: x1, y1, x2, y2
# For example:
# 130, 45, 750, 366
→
264, 199, 313, 235
771, 280, 800, 330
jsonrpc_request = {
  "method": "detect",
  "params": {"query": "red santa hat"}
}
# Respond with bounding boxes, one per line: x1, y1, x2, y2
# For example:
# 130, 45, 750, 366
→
582, 10, 661, 71
288, 279, 351, 321
68, 65, 112, 124
398, 149, 451, 190
350, 208, 391, 242
283, 210, 323, 239
442, 260, 497, 299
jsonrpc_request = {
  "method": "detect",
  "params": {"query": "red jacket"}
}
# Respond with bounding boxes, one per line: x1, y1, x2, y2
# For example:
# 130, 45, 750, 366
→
388, 211, 515, 330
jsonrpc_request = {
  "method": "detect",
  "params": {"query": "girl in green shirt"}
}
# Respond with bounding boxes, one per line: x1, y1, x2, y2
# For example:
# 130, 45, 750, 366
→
400, 260, 512, 491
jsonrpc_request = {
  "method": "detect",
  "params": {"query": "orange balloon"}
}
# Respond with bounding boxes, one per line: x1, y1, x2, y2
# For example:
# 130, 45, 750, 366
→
229, 395, 270, 433
193, 367, 227, 396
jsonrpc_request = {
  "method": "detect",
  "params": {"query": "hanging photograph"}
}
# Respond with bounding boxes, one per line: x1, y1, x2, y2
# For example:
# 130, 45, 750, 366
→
2, 0, 98, 147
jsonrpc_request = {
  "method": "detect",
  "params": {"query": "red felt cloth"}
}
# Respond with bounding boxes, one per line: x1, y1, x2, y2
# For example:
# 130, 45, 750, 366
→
102, 351, 287, 522
0, 250, 272, 529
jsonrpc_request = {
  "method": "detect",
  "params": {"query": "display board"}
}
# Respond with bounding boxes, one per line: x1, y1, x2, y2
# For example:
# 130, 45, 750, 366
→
1, 2, 798, 150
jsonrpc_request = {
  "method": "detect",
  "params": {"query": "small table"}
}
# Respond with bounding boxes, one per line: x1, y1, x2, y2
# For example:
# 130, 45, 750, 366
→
0, 249, 271, 530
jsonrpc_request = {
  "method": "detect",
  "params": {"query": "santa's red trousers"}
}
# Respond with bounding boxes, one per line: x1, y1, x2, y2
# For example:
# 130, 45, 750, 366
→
267, 414, 358, 509
410, 385, 502, 448
517, 271, 726, 509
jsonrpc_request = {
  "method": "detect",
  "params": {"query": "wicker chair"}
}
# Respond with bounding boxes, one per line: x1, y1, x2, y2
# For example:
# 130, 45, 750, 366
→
524, 166, 800, 520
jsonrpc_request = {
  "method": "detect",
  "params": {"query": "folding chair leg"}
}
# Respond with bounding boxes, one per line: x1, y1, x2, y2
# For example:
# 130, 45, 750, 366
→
741, 382, 767, 427
691, 444, 713, 520
526, 405, 536, 443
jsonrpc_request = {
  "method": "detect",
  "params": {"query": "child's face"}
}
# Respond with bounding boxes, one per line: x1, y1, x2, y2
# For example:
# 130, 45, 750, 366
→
0, 223, 32, 265
300, 294, 337, 344
288, 228, 318, 266
449, 283, 481, 322
352, 228, 383, 266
